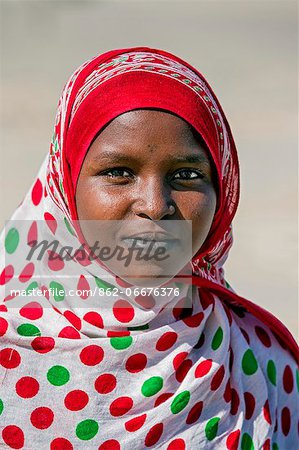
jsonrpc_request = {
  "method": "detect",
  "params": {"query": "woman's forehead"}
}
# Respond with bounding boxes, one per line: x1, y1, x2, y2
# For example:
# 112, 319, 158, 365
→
92, 109, 205, 145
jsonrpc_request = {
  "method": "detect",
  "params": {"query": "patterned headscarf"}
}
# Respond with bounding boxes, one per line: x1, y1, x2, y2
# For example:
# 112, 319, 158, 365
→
0, 47, 298, 449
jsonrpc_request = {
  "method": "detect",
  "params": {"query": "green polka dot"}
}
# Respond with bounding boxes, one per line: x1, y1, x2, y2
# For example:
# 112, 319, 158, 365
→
110, 336, 132, 350
267, 360, 277, 386
225, 280, 231, 289
17, 324, 41, 337
170, 391, 190, 414
47, 365, 70, 386
211, 327, 223, 350
5, 228, 19, 254
272, 443, 279, 450
205, 417, 220, 441
0, 399, 3, 415
296, 369, 299, 393
141, 376, 163, 397
26, 281, 39, 295
128, 324, 149, 331
241, 349, 258, 375
95, 277, 115, 291
49, 281, 65, 301
76, 419, 99, 440
64, 217, 75, 236
241, 433, 254, 450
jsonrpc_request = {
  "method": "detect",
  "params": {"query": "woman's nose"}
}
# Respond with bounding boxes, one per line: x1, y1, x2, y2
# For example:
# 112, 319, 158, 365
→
132, 177, 176, 220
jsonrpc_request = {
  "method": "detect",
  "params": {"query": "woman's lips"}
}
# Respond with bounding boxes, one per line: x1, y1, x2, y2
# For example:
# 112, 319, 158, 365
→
120, 237, 180, 252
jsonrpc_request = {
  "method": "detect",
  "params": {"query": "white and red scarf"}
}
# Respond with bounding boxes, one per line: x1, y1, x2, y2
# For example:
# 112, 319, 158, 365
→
0, 47, 298, 450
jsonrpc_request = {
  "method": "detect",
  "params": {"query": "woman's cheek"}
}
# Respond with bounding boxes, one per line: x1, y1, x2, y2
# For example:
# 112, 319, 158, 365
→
86, 187, 128, 220
190, 193, 217, 249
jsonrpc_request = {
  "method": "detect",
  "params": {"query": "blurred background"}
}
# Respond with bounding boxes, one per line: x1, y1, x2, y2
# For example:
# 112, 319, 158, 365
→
0, 0, 297, 338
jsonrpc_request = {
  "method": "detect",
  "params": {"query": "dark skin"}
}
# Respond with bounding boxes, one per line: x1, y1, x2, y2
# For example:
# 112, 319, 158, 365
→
75, 110, 217, 284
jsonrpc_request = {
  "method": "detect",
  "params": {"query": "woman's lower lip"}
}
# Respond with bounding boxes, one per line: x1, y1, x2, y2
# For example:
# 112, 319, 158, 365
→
120, 238, 179, 251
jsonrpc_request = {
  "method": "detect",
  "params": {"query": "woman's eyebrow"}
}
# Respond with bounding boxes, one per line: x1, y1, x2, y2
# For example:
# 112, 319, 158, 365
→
90, 151, 210, 165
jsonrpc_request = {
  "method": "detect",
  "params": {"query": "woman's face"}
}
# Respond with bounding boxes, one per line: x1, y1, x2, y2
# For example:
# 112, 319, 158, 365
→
76, 110, 217, 283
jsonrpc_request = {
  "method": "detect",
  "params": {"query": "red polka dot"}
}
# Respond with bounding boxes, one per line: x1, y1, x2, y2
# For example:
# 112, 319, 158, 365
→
115, 276, 133, 288
64, 390, 89, 411
226, 429, 240, 450
262, 438, 270, 450
183, 312, 204, 328
20, 302, 43, 320
283, 365, 294, 393
2, 425, 24, 449
194, 333, 205, 349
80, 345, 104, 366
186, 401, 203, 424
173, 352, 188, 370
109, 396, 133, 417
44, 212, 57, 234
47, 251, 65, 271
230, 388, 240, 416
98, 440, 120, 450
41, 285, 49, 300
0, 317, 8, 336
107, 330, 130, 337
30, 406, 54, 429
244, 392, 255, 420
64, 311, 81, 330
125, 353, 147, 373
31, 178, 43, 206
145, 423, 164, 447
31, 336, 55, 353
95, 374, 117, 394
113, 299, 135, 323
273, 331, 287, 350
84, 311, 104, 328
77, 275, 90, 299
0, 304, 8, 312
27, 221, 38, 247
134, 294, 155, 309
172, 297, 192, 320
125, 413, 147, 432
240, 328, 250, 344
255, 326, 271, 347
167, 438, 185, 450
0, 265, 14, 285
4, 292, 17, 302
18, 263, 34, 283
16, 376, 39, 398
200, 289, 214, 310
211, 364, 225, 391
58, 326, 80, 339
156, 332, 178, 351
175, 359, 192, 382
281, 406, 291, 436
0, 348, 21, 369
154, 393, 173, 407
195, 358, 213, 378
224, 380, 232, 403
50, 438, 73, 450
74, 248, 91, 266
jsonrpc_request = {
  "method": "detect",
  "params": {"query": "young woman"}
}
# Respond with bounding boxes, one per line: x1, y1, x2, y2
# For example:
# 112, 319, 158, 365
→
0, 47, 298, 449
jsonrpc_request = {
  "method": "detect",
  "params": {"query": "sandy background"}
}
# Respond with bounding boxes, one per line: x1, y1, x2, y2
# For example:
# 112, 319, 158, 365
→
0, 0, 297, 338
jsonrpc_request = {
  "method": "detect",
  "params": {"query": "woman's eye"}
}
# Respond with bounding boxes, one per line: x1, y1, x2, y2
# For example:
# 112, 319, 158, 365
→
101, 168, 132, 179
172, 169, 204, 180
